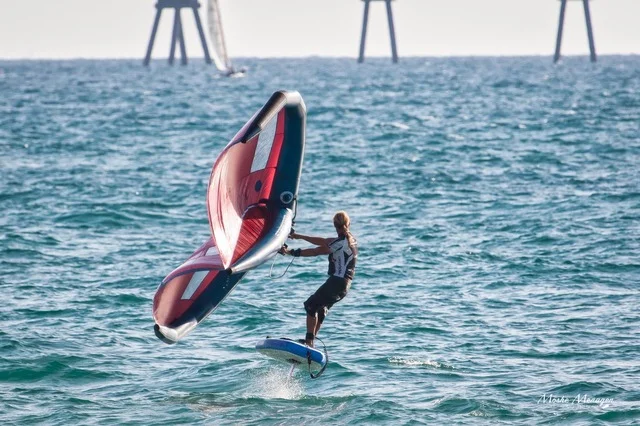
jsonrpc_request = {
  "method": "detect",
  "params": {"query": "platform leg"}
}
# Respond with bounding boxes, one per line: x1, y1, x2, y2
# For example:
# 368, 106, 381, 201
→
193, 6, 212, 64
169, 8, 180, 65
177, 13, 188, 65
385, 0, 398, 63
582, 0, 597, 62
553, 0, 567, 63
358, 0, 371, 63
143, 8, 162, 66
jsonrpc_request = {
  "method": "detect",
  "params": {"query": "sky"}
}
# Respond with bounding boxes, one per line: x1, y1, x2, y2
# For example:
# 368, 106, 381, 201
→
0, 0, 639, 59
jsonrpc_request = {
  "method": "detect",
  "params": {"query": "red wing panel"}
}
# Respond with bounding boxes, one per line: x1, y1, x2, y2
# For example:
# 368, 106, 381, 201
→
153, 238, 223, 326
154, 269, 219, 326
207, 110, 285, 268
231, 205, 268, 264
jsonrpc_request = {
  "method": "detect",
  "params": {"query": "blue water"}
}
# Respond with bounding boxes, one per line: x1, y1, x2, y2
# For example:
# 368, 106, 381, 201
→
1, 57, 639, 425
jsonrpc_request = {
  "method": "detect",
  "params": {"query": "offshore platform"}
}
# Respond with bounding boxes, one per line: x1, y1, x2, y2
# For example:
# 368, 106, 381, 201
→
143, 0, 211, 66
142, 0, 600, 65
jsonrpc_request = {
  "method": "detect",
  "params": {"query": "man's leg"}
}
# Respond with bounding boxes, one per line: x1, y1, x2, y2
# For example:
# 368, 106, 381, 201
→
314, 307, 326, 336
306, 313, 317, 346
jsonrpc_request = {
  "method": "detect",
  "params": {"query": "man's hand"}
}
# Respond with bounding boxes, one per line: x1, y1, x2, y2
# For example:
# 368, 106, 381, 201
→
278, 245, 290, 255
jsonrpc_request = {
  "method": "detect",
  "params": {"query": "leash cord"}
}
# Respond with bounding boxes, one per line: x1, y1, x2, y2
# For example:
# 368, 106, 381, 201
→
269, 255, 295, 279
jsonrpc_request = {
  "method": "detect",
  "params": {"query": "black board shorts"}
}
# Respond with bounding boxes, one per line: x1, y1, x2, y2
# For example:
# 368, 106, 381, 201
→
304, 275, 351, 316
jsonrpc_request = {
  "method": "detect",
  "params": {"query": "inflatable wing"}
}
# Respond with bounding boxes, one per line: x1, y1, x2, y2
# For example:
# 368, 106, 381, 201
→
153, 91, 306, 344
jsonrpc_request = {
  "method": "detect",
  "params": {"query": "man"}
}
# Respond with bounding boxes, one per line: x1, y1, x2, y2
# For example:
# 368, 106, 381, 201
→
281, 211, 357, 347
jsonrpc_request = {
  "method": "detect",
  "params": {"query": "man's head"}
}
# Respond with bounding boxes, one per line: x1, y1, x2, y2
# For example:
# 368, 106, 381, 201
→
333, 211, 350, 235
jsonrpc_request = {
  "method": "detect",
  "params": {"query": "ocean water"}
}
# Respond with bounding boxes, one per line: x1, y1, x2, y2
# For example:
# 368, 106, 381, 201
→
1, 56, 639, 425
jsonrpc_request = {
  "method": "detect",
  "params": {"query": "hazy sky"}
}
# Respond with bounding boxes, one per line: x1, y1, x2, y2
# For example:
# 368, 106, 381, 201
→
1, 0, 639, 59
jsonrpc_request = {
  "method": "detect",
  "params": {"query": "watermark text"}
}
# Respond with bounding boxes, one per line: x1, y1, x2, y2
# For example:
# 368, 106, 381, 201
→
537, 393, 614, 408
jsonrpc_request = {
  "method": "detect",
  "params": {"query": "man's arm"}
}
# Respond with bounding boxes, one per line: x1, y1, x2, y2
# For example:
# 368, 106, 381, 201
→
290, 232, 333, 247
282, 245, 332, 257
296, 245, 332, 257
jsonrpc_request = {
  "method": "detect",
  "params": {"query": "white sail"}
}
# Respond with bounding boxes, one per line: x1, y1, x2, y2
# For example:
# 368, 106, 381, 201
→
207, 0, 232, 72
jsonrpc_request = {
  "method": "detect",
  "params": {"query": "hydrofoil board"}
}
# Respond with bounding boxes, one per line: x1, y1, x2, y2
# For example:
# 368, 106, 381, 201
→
256, 337, 327, 375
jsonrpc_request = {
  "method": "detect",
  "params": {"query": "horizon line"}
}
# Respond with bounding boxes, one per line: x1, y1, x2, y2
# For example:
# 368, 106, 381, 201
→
2, 53, 640, 62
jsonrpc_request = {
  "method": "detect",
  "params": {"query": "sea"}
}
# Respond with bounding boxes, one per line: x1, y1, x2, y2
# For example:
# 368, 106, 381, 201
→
1, 56, 639, 425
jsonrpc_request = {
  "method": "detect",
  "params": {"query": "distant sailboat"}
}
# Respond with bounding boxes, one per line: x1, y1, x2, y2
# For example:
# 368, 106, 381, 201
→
207, 0, 245, 77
